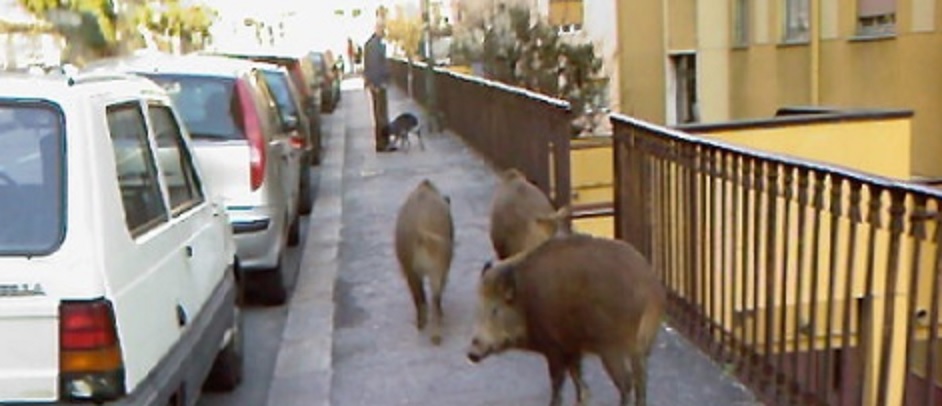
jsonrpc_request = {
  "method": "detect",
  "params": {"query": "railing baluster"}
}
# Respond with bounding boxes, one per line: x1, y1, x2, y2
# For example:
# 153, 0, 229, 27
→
858, 185, 884, 405
822, 175, 844, 405
719, 150, 731, 364
838, 181, 863, 406
926, 200, 942, 406
752, 159, 766, 390
876, 191, 906, 406
792, 168, 810, 397
763, 161, 779, 399
902, 195, 928, 406
706, 147, 718, 358
807, 171, 826, 401
778, 165, 795, 402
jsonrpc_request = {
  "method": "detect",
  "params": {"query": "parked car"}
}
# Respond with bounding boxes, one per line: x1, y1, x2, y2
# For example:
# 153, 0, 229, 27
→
0, 71, 242, 404
257, 64, 314, 215
85, 53, 303, 304
307, 50, 342, 113
207, 50, 324, 165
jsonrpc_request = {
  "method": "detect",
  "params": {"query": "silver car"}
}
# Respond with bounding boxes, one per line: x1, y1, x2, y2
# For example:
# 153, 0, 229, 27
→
85, 53, 303, 305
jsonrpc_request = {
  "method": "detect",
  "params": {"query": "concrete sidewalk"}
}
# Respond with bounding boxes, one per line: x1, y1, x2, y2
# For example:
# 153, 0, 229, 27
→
266, 79, 760, 406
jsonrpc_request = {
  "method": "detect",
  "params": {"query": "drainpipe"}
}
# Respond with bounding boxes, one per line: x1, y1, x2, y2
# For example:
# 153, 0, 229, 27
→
810, 0, 820, 105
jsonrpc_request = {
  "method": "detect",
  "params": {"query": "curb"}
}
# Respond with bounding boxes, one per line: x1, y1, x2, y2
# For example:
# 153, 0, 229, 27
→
265, 108, 346, 406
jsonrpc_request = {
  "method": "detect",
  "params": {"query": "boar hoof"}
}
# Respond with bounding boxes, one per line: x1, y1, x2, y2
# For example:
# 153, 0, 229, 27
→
430, 334, 442, 346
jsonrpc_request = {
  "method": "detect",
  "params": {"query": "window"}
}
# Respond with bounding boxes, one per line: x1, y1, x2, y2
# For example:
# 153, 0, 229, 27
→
733, 0, 750, 46
148, 105, 204, 214
670, 54, 698, 124
784, 0, 810, 42
143, 75, 243, 141
107, 103, 168, 236
857, 0, 895, 35
0, 102, 65, 255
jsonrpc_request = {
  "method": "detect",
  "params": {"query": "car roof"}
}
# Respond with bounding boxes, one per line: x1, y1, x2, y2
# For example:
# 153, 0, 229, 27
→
0, 70, 168, 104
83, 51, 262, 79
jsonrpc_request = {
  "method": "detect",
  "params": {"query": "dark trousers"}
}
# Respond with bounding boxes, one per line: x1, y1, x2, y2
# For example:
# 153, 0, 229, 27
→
369, 86, 389, 151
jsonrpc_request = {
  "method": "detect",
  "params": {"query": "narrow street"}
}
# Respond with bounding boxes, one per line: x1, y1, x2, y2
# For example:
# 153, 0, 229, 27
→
257, 80, 760, 406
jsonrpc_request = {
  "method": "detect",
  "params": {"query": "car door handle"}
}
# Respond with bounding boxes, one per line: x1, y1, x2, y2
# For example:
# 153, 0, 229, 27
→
185, 246, 193, 257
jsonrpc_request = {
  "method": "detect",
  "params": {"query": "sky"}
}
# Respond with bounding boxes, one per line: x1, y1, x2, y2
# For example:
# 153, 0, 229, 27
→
201, 0, 402, 55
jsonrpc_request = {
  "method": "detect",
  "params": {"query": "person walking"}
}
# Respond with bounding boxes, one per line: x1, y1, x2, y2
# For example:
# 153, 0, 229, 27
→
364, 20, 393, 152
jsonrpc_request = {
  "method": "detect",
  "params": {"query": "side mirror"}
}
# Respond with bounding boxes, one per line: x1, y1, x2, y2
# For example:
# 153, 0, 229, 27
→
281, 114, 299, 132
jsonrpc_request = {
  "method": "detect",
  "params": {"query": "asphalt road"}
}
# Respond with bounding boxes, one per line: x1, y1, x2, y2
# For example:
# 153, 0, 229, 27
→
197, 166, 319, 406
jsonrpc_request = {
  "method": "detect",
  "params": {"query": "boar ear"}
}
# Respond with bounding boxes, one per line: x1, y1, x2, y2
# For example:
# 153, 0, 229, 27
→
480, 260, 493, 276
494, 265, 517, 303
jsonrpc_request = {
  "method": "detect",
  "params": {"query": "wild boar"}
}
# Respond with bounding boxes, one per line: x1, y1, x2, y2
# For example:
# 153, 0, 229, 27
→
489, 168, 569, 260
394, 179, 455, 345
467, 234, 666, 406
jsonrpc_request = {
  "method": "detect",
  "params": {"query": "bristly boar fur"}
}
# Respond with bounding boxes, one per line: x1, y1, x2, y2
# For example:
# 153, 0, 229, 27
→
489, 168, 569, 260
467, 233, 666, 406
394, 179, 455, 345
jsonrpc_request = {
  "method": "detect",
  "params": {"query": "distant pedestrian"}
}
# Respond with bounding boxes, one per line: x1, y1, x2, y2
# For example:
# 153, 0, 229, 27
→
347, 38, 355, 74
364, 20, 393, 152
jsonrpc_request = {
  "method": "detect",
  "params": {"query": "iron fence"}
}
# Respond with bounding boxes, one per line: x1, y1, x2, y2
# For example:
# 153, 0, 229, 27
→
613, 114, 942, 406
389, 59, 572, 210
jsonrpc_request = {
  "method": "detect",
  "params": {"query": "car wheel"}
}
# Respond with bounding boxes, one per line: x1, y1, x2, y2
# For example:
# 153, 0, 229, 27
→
299, 168, 313, 215
257, 264, 288, 306
287, 215, 301, 246
203, 306, 244, 391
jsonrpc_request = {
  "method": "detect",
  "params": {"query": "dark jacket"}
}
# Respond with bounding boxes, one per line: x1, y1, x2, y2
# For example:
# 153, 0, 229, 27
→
363, 33, 389, 88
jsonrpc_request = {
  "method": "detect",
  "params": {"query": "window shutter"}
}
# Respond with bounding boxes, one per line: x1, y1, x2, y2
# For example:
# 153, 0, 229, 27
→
858, 0, 895, 17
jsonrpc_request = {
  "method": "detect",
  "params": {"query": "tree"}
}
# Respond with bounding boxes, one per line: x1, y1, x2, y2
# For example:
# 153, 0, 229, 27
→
19, 0, 217, 61
385, 7, 423, 60
451, 2, 609, 137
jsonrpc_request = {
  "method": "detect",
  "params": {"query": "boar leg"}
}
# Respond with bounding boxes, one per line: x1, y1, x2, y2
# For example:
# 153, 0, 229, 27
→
403, 271, 427, 330
545, 354, 568, 406
600, 350, 633, 406
428, 270, 448, 345
567, 358, 591, 406
629, 355, 648, 406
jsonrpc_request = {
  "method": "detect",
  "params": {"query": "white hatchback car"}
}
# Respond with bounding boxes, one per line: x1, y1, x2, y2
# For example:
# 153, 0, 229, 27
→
0, 72, 242, 404
86, 53, 304, 305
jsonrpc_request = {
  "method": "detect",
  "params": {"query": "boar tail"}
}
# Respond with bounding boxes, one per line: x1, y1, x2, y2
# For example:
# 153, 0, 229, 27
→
636, 301, 663, 357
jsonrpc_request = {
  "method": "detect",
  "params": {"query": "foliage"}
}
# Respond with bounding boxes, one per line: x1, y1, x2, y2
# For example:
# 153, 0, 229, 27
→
386, 10, 423, 60
19, 0, 217, 59
452, 3, 609, 137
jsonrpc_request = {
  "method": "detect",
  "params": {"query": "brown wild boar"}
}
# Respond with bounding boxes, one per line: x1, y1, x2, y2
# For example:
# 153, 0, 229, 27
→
467, 234, 666, 406
394, 179, 455, 345
490, 168, 568, 260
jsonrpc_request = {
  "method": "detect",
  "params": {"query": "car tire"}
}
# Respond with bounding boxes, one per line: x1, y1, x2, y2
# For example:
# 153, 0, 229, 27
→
203, 306, 244, 392
287, 216, 301, 246
257, 264, 288, 306
299, 168, 313, 215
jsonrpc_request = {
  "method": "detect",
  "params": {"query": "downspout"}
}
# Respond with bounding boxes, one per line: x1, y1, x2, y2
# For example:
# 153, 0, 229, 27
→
810, 0, 820, 105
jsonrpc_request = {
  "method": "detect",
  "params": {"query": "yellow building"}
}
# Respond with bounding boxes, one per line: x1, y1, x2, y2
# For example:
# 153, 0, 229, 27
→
616, 0, 942, 179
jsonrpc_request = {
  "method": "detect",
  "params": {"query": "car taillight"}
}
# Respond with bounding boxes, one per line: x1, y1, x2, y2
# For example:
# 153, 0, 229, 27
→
236, 80, 267, 191
289, 135, 305, 149
59, 299, 126, 402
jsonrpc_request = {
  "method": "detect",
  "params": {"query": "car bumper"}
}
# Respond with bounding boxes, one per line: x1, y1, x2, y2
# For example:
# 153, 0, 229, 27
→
229, 208, 283, 270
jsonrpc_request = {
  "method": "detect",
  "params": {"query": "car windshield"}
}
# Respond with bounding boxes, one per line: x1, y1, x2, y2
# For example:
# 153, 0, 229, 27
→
261, 70, 299, 121
142, 74, 244, 140
0, 102, 65, 256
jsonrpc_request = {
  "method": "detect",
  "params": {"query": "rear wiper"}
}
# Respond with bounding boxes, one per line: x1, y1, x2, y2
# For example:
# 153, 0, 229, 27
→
188, 132, 232, 140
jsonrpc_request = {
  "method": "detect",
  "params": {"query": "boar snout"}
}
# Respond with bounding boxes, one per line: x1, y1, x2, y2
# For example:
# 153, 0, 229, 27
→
466, 337, 489, 364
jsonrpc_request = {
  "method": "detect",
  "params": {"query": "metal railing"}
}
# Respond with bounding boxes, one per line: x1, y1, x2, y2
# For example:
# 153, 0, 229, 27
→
613, 114, 942, 405
389, 59, 572, 210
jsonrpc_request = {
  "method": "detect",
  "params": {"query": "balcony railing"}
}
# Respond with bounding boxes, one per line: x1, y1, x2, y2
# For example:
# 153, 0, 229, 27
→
389, 59, 572, 210
613, 113, 942, 406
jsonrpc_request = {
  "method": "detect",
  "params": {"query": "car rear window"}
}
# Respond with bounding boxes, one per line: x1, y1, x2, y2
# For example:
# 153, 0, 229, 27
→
142, 74, 245, 141
260, 70, 299, 121
0, 102, 65, 256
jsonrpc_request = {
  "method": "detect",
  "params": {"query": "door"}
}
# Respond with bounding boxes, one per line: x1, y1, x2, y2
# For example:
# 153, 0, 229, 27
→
669, 53, 699, 125
147, 103, 228, 314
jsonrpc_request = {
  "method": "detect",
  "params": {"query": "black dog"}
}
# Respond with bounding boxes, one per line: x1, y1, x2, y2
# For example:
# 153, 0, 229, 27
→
381, 113, 423, 151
